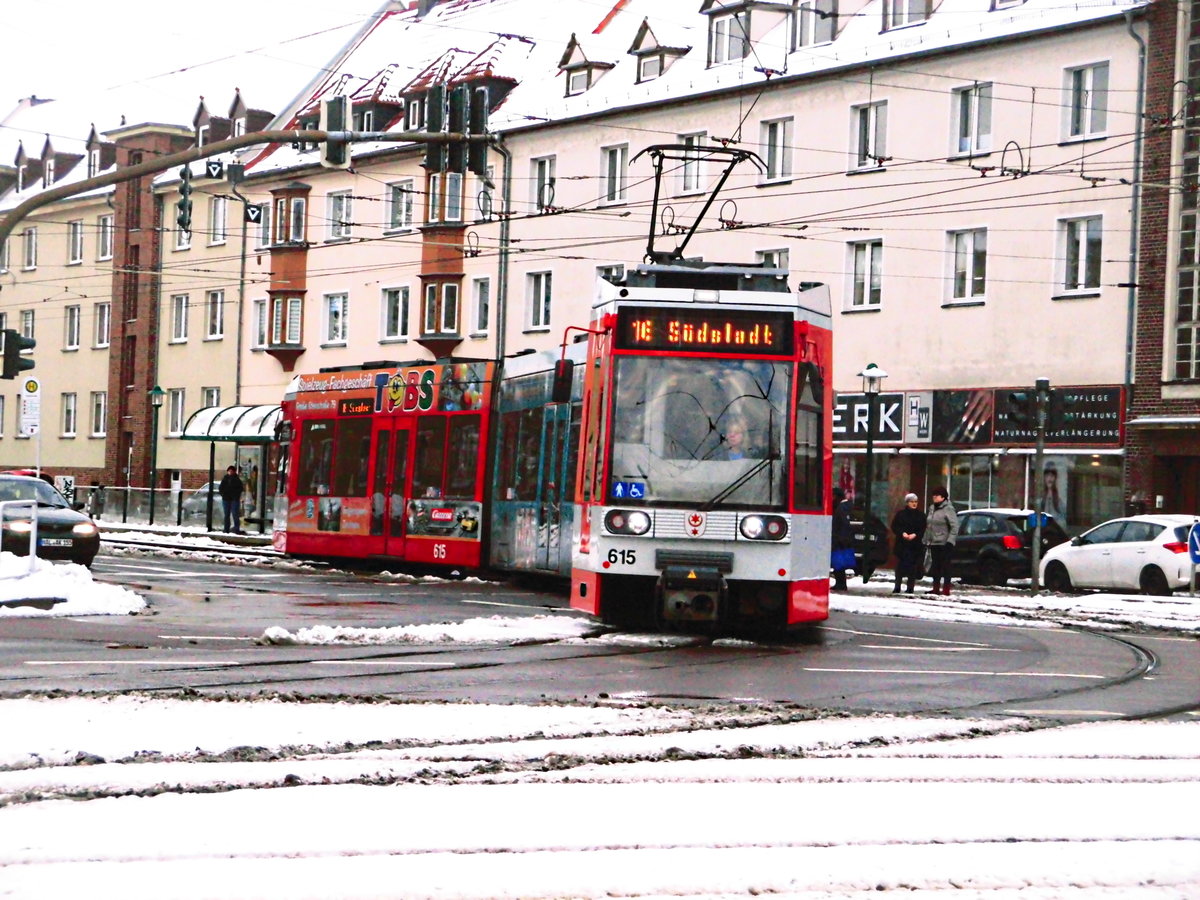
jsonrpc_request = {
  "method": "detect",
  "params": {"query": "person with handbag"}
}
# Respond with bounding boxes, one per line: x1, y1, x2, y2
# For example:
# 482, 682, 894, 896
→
831, 486, 855, 591
922, 486, 959, 595
890, 492, 926, 594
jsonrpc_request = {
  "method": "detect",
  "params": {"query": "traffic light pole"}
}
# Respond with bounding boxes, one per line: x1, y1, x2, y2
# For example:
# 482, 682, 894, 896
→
1030, 377, 1050, 593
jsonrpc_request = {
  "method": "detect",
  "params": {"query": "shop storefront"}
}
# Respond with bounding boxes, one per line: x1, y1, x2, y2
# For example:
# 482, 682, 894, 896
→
833, 385, 1125, 535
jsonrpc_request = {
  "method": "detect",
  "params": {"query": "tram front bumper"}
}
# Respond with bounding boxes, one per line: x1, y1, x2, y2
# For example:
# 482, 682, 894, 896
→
658, 565, 725, 623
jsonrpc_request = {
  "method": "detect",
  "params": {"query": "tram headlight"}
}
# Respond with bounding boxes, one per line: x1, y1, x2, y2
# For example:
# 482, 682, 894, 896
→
605, 509, 652, 535
739, 515, 788, 541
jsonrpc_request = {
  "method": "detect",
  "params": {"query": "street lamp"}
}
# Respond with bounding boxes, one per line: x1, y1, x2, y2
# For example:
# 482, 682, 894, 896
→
148, 385, 164, 526
858, 363, 888, 525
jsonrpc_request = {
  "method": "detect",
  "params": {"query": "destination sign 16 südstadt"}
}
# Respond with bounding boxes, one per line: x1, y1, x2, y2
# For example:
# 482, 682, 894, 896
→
617, 307, 793, 355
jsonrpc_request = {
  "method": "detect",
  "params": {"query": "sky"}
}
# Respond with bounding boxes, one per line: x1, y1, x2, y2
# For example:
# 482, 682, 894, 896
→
0, 541, 1198, 896
0, 1, 382, 119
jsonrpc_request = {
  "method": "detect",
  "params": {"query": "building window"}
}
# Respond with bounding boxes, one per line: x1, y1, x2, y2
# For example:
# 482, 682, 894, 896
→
638, 54, 663, 83
949, 229, 988, 301
953, 83, 992, 155
445, 172, 463, 222
87, 148, 100, 178
324, 293, 349, 344
44, 160, 55, 187
761, 118, 793, 182
205, 290, 224, 339
601, 144, 628, 204
598, 264, 625, 283
90, 391, 107, 437
282, 197, 307, 242
209, 196, 227, 245
21, 227, 36, 270
0, 237, 8, 272
68, 220, 84, 264
566, 68, 591, 96
64, 305, 81, 350
94, 302, 110, 347
1066, 62, 1108, 140
885, 0, 928, 29
271, 296, 303, 344
422, 283, 459, 335
252, 299, 267, 348
679, 132, 706, 194
756, 248, 789, 271
0, 396, 5, 437
256, 204, 271, 248
202, 386, 220, 409
328, 191, 353, 240
849, 240, 883, 308
1061, 216, 1102, 293
532, 155, 556, 211
791, 0, 835, 48
175, 220, 191, 250
97, 214, 113, 260
20, 309, 34, 341
852, 101, 887, 169
471, 277, 490, 335
170, 294, 189, 342
168, 389, 185, 436
382, 287, 410, 340
709, 11, 749, 65
61, 393, 77, 437
528, 271, 552, 330
387, 180, 414, 231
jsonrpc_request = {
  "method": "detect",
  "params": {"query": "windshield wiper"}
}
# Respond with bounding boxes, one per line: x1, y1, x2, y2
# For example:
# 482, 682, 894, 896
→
699, 452, 779, 511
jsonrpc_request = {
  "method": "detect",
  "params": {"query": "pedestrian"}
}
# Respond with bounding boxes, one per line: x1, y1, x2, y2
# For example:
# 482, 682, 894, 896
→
830, 486, 855, 591
88, 481, 105, 520
922, 486, 958, 595
890, 492, 926, 594
219, 465, 244, 534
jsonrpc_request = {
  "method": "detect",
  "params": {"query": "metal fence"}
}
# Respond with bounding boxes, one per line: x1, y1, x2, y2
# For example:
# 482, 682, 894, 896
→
85, 486, 269, 534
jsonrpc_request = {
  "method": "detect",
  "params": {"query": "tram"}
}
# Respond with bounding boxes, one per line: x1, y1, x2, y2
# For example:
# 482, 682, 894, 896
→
272, 144, 834, 632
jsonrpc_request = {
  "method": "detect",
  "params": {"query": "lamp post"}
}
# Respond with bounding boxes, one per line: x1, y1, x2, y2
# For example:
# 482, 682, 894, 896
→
858, 363, 888, 525
148, 385, 164, 526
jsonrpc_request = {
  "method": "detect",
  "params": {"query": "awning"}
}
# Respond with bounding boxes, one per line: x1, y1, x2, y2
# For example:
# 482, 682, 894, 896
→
180, 405, 281, 443
1126, 416, 1200, 430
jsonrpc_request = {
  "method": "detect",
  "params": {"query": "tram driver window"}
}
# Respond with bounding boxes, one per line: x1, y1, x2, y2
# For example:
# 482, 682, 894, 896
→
297, 420, 334, 495
412, 418, 447, 498
793, 363, 823, 510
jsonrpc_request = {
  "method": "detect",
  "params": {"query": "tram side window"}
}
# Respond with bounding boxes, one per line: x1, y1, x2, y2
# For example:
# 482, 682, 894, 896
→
793, 362, 823, 510
498, 408, 543, 502
331, 418, 372, 497
446, 415, 481, 498
297, 420, 334, 496
412, 418, 448, 498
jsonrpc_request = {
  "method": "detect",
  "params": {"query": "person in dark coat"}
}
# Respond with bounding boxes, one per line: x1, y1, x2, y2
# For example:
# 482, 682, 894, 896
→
831, 486, 854, 591
219, 465, 244, 534
890, 492, 927, 594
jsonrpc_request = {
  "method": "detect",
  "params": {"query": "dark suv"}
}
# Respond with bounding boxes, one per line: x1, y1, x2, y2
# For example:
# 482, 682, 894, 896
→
950, 508, 1069, 586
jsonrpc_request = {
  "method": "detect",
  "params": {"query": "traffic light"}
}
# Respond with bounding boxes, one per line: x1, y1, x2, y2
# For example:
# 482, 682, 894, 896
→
1, 328, 36, 379
1049, 388, 1080, 428
176, 165, 193, 232
319, 96, 350, 169
422, 84, 447, 172
447, 85, 467, 173
467, 85, 490, 178
1006, 390, 1034, 428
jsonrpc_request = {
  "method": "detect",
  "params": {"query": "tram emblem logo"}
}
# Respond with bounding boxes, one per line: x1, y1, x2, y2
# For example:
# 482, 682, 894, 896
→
686, 512, 706, 537
375, 369, 436, 413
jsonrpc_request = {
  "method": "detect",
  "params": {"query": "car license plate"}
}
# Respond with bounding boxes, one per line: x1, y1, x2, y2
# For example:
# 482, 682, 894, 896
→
39, 538, 72, 547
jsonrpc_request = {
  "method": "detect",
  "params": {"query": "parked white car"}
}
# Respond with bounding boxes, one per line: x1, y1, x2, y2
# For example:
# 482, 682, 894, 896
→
1039, 514, 1198, 595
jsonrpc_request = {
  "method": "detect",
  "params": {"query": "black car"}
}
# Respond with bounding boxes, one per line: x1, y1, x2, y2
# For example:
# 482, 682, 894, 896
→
950, 507, 1068, 586
0, 474, 101, 567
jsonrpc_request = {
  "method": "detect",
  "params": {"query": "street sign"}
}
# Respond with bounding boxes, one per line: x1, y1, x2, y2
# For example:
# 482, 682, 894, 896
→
18, 376, 40, 436
1189, 522, 1200, 565
205, 160, 225, 178
245, 205, 264, 224
1027, 512, 1049, 528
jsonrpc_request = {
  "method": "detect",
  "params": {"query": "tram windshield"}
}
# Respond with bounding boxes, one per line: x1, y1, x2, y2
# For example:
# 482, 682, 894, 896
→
608, 356, 790, 508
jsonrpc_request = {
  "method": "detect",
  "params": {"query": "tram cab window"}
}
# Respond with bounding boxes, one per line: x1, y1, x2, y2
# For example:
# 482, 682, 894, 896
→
297, 420, 334, 495
331, 418, 372, 497
792, 362, 823, 510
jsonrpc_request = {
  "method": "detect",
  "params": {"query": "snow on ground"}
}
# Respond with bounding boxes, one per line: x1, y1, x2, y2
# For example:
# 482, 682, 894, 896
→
0, 536, 1198, 896
0, 553, 144, 616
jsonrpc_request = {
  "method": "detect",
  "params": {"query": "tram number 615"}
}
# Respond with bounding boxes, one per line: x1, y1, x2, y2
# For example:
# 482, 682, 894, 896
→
433, 544, 447, 559
607, 548, 636, 565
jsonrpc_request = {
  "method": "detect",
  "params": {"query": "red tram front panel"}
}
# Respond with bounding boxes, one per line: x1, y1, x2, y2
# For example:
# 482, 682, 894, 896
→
569, 279, 834, 631
277, 362, 493, 568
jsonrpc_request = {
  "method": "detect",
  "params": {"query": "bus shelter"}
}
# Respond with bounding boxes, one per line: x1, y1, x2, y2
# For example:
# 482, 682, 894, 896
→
180, 405, 281, 533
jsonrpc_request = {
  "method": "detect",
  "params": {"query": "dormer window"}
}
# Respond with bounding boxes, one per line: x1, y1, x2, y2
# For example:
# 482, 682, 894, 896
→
559, 33, 614, 97
884, 0, 929, 30
709, 11, 749, 64
628, 18, 691, 83
790, 0, 836, 49
233, 117, 246, 137
87, 148, 100, 177
16, 163, 26, 192
43, 159, 55, 187
407, 99, 424, 129
197, 124, 209, 148
638, 54, 663, 82
567, 69, 590, 96
353, 108, 374, 131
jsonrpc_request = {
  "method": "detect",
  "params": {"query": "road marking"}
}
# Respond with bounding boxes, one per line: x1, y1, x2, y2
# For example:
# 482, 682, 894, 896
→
824, 626, 991, 648
463, 599, 579, 613
858, 644, 1022, 653
158, 635, 251, 642
1001, 709, 1125, 716
801, 667, 1104, 679
308, 660, 457, 667
25, 660, 242, 666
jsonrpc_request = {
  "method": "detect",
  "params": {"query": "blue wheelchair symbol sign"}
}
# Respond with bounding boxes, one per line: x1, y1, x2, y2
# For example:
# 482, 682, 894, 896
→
613, 481, 645, 500
1189, 522, 1200, 565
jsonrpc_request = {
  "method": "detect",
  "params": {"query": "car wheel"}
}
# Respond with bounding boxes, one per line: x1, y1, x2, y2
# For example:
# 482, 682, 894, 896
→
979, 558, 1007, 587
1044, 561, 1073, 593
1139, 566, 1172, 596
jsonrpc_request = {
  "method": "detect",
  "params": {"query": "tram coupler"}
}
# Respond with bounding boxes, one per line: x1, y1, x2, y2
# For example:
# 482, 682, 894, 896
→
657, 565, 726, 623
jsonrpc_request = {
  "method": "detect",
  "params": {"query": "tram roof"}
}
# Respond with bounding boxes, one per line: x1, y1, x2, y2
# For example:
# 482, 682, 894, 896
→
180, 405, 282, 444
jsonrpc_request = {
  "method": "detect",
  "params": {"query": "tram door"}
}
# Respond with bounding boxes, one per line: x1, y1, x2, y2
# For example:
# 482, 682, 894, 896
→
370, 417, 414, 558
536, 404, 571, 570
